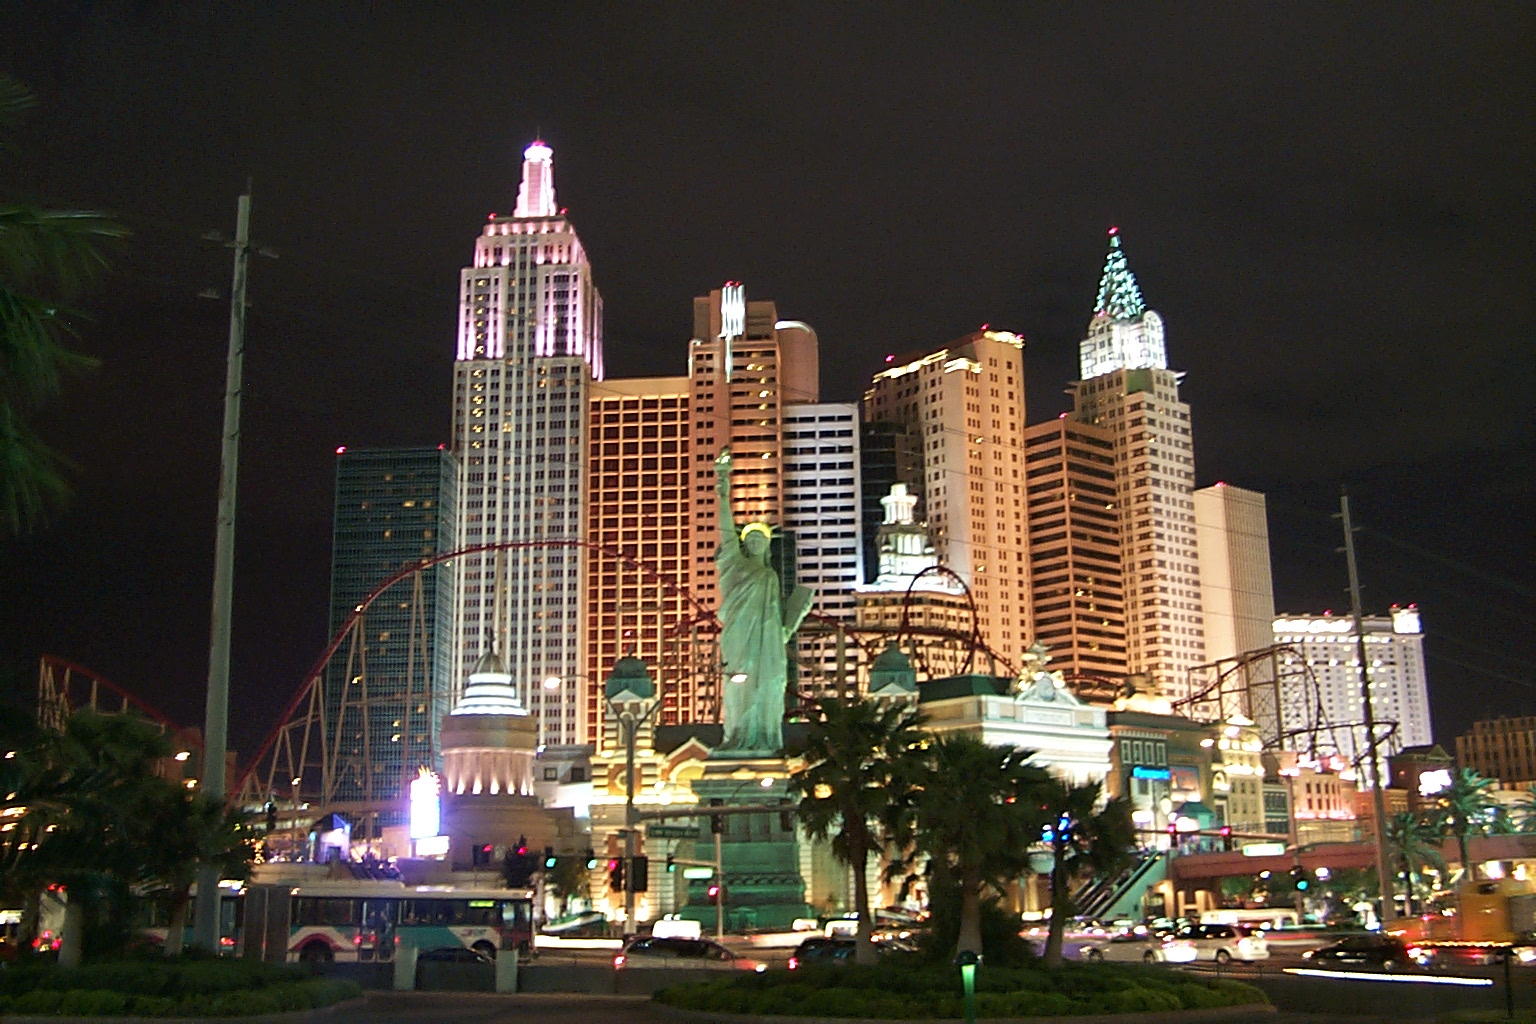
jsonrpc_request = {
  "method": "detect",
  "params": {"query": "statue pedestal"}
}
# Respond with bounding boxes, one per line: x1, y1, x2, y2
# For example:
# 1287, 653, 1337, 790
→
675, 756, 810, 932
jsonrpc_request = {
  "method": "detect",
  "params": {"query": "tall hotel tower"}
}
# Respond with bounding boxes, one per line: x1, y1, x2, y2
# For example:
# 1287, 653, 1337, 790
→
450, 141, 603, 747
1068, 230, 1204, 700
863, 330, 1035, 669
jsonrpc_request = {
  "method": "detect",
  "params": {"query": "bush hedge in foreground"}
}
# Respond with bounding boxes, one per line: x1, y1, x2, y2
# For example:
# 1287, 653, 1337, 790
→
0, 957, 360, 1017
655, 962, 1267, 1019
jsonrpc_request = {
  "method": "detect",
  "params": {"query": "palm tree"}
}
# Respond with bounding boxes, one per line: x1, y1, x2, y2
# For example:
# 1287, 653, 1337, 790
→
1433, 768, 1496, 882
789, 696, 927, 965
1513, 786, 1536, 834
1034, 777, 1135, 968
2, 710, 174, 964
135, 784, 254, 956
1383, 811, 1444, 917
898, 734, 1048, 959
0, 73, 126, 534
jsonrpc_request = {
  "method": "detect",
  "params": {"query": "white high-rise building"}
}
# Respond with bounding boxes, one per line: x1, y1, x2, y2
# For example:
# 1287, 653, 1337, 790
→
449, 140, 603, 747
1069, 229, 1204, 700
782, 402, 864, 693
1272, 607, 1433, 782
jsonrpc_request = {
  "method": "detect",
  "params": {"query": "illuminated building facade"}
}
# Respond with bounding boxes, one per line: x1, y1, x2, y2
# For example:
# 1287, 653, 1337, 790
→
1456, 717, 1536, 788
324, 446, 457, 817
1272, 607, 1433, 781
862, 330, 1035, 671
583, 376, 695, 731
1068, 229, 1203, 700
449, 140, 603, 747
1023, 416, 1126, 694
853, 484, 973, 681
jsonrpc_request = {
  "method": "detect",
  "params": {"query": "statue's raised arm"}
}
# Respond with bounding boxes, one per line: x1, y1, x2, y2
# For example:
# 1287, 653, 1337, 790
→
714, 448, 738, 547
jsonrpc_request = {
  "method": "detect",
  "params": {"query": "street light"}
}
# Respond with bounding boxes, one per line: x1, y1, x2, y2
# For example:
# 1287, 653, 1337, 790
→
604, 656, 660, 936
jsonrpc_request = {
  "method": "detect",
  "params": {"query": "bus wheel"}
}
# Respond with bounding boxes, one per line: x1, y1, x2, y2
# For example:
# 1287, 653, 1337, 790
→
472, 940, 497, 961
300, 942, 334, 964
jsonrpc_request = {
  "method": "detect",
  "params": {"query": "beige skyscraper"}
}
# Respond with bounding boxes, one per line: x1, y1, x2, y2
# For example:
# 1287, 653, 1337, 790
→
584, 376, 694, 734
862, 330, 1034, 670
1023, 416, 1126, 694
686, 285, 818, 647
1193, 483, 1276, 663
1069, 230, 1205, 700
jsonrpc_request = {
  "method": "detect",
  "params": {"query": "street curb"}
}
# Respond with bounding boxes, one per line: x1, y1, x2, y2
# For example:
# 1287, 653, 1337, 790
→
656, 1001, 1278, 1024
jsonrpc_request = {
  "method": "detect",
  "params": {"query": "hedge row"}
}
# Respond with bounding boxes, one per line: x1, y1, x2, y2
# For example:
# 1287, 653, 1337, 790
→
0, 977, 360, 1018
656, 964, 1267, 1019
0, 958, 309, 997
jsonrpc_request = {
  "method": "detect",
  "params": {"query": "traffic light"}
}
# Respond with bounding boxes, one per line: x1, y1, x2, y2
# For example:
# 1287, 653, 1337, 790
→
584, 847, 598, 870
666, 853, 676, 873
515, 834, 528, 857
472, 843, 493, 867
608, 857, 625, 892
1219, 825, 1233, 851
706, 883, 721, 905
709, 797, 724, 834
544, 846, 557, 869
1289, 865, 1310, 891
631, 855, 649, 893
504, 848, 535, 887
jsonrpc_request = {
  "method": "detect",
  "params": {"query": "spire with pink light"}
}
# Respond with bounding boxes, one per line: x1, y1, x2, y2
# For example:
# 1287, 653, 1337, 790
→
514, 139, 557, 217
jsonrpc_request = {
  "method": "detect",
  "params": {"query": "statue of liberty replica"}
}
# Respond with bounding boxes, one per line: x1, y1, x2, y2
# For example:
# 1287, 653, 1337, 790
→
712, 449, 813, 756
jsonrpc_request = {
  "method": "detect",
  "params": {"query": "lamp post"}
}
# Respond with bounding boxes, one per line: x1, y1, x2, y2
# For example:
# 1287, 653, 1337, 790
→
709, 775, 775, 940
604, 657, 659, 936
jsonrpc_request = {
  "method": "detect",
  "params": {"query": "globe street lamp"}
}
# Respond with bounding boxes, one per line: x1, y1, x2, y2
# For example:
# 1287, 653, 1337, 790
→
604, 656, 659, 935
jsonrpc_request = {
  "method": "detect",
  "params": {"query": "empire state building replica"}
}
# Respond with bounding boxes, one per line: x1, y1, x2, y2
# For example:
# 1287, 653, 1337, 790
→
449, 140, 603, 746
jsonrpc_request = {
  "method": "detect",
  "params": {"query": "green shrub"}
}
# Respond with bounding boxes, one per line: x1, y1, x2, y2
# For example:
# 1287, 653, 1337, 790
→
128, 993, 180, 1015
10, 988, 65, 1014
1104, 986, 1182, 1013
57, 988, 131, 1015
975, 989, 1077, 1016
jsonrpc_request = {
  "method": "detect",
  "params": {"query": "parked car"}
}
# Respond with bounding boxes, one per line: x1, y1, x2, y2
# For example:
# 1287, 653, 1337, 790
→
1301, 933, 1417, 971
1165, 923, 1269, 964
415, 945, 492, 964
789, 936, 854, 969
613, 936, 768, 972
1077, 933, 1193, 964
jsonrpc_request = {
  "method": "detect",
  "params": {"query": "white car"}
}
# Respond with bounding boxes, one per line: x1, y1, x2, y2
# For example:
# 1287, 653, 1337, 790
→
1078, 933, 1192, 964
613, 936, 768, 972
1166, 923, 1269, 964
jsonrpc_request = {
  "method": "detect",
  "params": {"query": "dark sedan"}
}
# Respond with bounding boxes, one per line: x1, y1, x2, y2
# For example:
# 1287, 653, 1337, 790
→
1301, 934, 1418, 971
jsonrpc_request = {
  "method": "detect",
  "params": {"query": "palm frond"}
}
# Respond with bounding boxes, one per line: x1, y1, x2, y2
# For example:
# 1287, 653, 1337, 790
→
0, 205, 128, 297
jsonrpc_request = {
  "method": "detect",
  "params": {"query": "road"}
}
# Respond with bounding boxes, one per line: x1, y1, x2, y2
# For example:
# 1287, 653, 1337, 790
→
1182, 954, 1534, 1022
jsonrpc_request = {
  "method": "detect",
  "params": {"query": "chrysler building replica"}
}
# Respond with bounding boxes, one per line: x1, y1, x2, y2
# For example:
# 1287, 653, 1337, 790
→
1068, 229, 1205, 700
449, 141, 603, 746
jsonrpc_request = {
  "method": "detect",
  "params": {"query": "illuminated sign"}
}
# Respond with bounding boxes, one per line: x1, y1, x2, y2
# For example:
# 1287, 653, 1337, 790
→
1131, 766, 1171, 780
1418, 769, 1451, 797
1240, 842, 1288, 857
719, 282, 745, 341
409, 767, 441, 840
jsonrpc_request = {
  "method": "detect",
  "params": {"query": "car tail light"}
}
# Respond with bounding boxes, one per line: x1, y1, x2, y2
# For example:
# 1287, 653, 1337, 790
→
787, 957, 799, 970
754, 963, 767, 973
613, 954, 626, 969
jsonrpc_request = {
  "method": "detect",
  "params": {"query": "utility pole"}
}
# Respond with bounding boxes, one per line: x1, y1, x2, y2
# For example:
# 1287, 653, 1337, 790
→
192, 189, 251, 952
1339, 489, 1394, 926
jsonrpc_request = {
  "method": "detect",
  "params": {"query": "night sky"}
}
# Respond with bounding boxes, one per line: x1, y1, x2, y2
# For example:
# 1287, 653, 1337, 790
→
1, 4, 1530, 760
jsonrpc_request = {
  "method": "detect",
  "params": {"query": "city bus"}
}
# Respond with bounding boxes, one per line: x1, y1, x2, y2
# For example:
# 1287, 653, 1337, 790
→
241, 881, 535, 963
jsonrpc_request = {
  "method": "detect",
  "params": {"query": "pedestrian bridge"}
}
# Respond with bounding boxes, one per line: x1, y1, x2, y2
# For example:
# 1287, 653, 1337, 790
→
1170, 833, 1536, 882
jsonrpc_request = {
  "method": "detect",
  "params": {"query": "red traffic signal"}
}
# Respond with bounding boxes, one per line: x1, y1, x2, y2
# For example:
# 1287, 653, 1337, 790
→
706, 883, 721, 904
